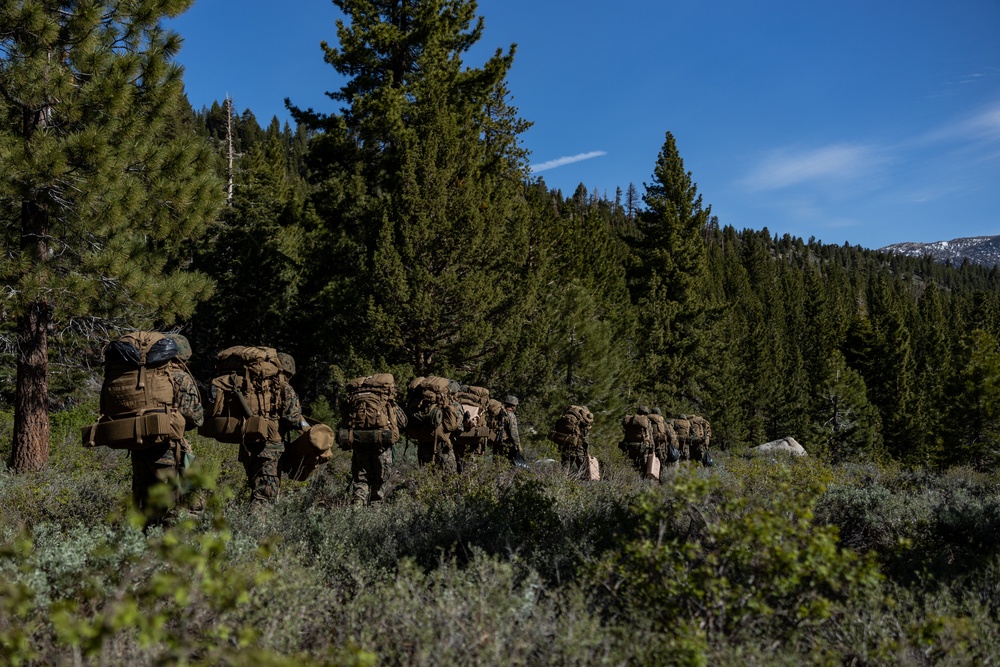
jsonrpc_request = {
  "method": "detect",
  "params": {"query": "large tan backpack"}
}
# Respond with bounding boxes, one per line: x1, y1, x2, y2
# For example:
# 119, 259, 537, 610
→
485, 398, 504, 441
199, 346, 286, 444
621, 414, 652, 444
456, 386, 491, 441
336, 373, 402, 449
82, 331, 187, 449
405, 375, 461, 441
672, 417, 692, 441
648, 413, 668, 445
548, 405, 594, 449
689, 415, 711, 445
282, 419, 335, 481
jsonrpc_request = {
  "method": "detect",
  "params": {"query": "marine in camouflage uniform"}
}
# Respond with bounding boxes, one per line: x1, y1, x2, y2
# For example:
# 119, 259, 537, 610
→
649, 407, 680, 468
416, 383, 462, 472
559, 413, 592, 475
353, 403, 406, 506
688, 414, 712, 465
130, 336, 204, 525
671, 414, 713, 466
618, 405, 654, 476
672, 415, 692, 461
239, 353, 308, 510
492, 395, 522, 464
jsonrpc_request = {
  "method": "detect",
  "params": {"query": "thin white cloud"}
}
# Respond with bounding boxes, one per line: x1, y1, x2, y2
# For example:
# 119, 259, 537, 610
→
531, 151, 607, 173
964, 103, 1000, 138
741, 144, 880, 192
916, 100, 1000, 145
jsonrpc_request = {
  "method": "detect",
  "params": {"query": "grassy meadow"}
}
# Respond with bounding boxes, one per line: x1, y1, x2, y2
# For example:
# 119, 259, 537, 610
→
2, 403, 1000, 666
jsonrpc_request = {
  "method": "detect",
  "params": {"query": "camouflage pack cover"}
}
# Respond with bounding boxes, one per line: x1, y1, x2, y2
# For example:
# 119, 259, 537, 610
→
340, 374, 400, 446
621, 413, 652, 444
406, 375, 461, 441
648, 413, 669, 444
86, 331, 186, 449
199, 346, 286, 444
688, 415, 711, 444
548, 405, 593, 448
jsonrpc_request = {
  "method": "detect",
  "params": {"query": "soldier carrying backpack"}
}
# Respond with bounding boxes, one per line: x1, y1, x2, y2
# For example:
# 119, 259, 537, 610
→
82, 331, 203, 525
619, 405, 657, 479
338, 373, 406, 505
649, 407, 680, 468
199, 346, 309, 510
454, 385, 491, 469
673, 413, 714, 467
548, 405, 594, 476
493, 395, 527, 468
405, 375, 463, 471
687, 414, 713, 466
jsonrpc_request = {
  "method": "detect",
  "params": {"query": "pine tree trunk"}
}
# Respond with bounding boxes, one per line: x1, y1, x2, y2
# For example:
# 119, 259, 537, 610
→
9, 200, 52, 473
11, 301, 51, 473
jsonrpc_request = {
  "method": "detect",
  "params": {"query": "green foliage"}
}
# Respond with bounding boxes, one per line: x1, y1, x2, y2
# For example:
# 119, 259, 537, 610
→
5, 434, 1000, 663
816, 464, 1000, 580
591, 466, 884, 657
0, 0, 224, 470
0, 469, 301, 665
288, 0, 535, 388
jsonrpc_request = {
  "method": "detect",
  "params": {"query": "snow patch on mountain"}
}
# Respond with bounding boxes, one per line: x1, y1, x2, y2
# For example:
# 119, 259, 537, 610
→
879, 235, 1000, 269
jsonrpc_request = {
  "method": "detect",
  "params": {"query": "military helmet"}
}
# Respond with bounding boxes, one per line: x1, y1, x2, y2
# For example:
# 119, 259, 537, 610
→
504, 395, 519, 407
651, 407, 662, 415
637, 405, 650, 415
277, 352, 296, 377
164, 333, 192, 362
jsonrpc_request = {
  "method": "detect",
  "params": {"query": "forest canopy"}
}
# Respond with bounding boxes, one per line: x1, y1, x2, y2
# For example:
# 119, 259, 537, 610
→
2, 0, 1000, 472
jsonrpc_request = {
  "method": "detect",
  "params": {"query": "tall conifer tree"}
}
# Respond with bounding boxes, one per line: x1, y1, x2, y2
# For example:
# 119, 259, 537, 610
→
0, 0, 223, 472
627, 132, 711, 406
291, 0, 532, 381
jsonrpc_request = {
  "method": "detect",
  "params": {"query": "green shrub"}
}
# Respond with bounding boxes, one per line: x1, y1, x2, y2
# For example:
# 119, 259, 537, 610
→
590, 467, 884, 660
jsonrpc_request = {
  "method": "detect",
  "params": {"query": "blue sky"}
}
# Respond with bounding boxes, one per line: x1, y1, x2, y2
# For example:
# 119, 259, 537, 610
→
169, 0, 1000, 250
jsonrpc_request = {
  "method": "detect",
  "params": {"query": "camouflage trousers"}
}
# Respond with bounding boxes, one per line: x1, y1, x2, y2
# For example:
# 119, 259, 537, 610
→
352, 443, 392, 506
454, 436, 486, 473
677, 439, 692, 461
239, 440, 284, 510
678, 439, 708, 464
131, 439, 201, 526
417, 437, 457, 472
560, 444, 588, 476
492, 440, 521, 465
619, 441, 650, 476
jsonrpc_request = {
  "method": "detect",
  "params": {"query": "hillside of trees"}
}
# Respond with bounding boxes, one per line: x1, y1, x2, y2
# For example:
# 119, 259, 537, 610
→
3, 2, 1000, 664
5, 0, 1000, 470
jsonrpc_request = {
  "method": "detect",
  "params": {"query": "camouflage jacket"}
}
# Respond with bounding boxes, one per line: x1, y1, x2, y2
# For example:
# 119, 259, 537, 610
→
500, 409, 521, 451
279, 382, 306, 433
171, 364, 204, 431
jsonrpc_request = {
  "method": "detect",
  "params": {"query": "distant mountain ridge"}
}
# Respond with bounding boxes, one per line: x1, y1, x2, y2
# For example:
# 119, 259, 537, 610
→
879, 235, 1000, 268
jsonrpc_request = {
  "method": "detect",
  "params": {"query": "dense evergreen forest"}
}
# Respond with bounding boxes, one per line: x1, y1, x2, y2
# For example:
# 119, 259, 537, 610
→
181, 100, 1000, 471
6, 3, 1000, 665
3, 0, 1000, 473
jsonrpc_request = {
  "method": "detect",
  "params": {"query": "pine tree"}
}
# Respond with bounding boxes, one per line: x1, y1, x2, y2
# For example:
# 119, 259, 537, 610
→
290, 0, 533, 382
0, 1, 223, 472
809, 350, 883, 461
944, 329, 1000, 468
627, 132, 711, 407
191, 127, 304, 357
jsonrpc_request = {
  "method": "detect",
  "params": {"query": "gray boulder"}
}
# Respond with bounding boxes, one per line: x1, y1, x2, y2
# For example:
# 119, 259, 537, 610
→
751, 437, 807, 457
